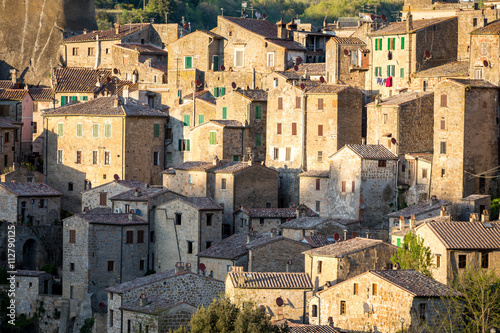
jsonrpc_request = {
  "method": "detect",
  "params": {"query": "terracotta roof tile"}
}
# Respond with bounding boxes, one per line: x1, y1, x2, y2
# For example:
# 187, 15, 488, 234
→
198, 30, 224, 38
198, 232, 250, 259
298, 170, 329, 178
471, 19, 500, 34
115, 43, 168, 55
414, 61, 469, 78
184, 90, 217, 105
424, 221, 500, 249
121, 296, 189, 314
210, 119, 245, 128
406, 153, 433, 162
281, 217, 352, 230
370, 17, 456, 35
222, 16, 277, 39
0, 117, 22, 129
110, 187, 175, 201
388, 199, 451, 218
53, 68, 112, 93
237, 206, 318, 218
367, 91, 433, 106
291, 80, 349, 94
336, 144, 398, 160
302, 237, 390, 257
77, 213, 148, 225
288, 63, 326, 76
462, 194, 491, 201
283, 322, 341, 333
330, 36, 366, 45
179, 197, 223, 210
0, 89, 28, 101
150, 61, 169, 73
173, 161, 221, 171
267, 38, 306, 51
28, 88, 54, 101
247, 234, 310, 250
0, 81, 15, 89
62, 23, 150, 43
106, 269, 176, 293
447, 78, 498, 88
276, 71, 302, 80
82, 180, 147, 193
0, 182, 61, 197
228, 271, 313, 289
303, 235, 335, 248
213, 161, 252, 173
235, 89, 268, 101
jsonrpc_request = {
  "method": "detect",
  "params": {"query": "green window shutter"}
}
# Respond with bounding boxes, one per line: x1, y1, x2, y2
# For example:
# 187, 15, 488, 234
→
61, 96, 66, 106
392, 65, 395, 76
388, 38, 390, 50
92, 124, 99, 137
186, 139, 190, 151
154, 124, 160, 138
184, 114, 190, 127
397, 238, 401, 247
374, 40, 377, 51
255, 105, 262, 120
214, 87, 219, 98
379, 39, 382, 50
72, 96, 77, 101
401, 37, 405, 50
83, 96, 88, 101
58, 123, 64, 137
185, 56, 192, 69
178, 139, 182, 151
209, 132, 216, 145
198, 114, 204, 124
400, 67, 404, 78
222, 107, 227, 120
387, 65, 390, 77
178, 90, 182, 98
221, 87, 225, 96
255, 133, 261, 147
105, 124, 111, 138
76, 124, 83, 137
233, 155, 239, 162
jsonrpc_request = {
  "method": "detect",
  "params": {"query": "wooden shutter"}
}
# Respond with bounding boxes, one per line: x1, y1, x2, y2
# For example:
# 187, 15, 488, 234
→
58, 123, 64, 137
318, 98, 324, 110
99, 192, 107, 206
352, 181, 355, 192
105, 124, 111, 138
184, 114, 190, 126
69, 230, 76, 243
441, 94, 447, 107
209, 131, 216, 145
92, 124, 98, 137
440, 120, 446, 130
153, 124, 160, 137
318, 125, 323, 136
222, 107, 227, 119
292, 123, 297, 135
278, 97, 283, 109
255, 133, 261, 147
198, 114, 204, 124
277, 123, 282, 134
137, 230, 144, 243
401, 37, 405, 50
126, 231, 133, 243
296, 96, 301, 108
341, 181, 346, 192
316, 179, 320, 190
255, 105, 262, 119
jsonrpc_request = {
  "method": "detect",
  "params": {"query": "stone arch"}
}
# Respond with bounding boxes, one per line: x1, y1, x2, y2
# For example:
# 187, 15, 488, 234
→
22, 238, 37, 270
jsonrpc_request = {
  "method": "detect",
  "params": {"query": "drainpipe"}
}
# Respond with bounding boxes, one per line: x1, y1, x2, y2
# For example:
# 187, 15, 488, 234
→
192, 89, 196, 127
252, 67, 256, 89
94, 35, 101, 69
301, 91, 307, 171
207, 36, 214, 71
197, 211, 202, 273
121, 117, 125, 180
44, 117, 48, 175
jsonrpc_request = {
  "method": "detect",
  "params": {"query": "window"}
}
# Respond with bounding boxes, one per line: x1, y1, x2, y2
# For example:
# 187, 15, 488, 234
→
419, 303, 426, 321
88, 47, 94, 56
315, 179, 321, 191
277, 123, 282, 134
436, 254, 441, 268
178, 139, 190, 151
76, 151, 82, 164
57, 150, 63, 164
440, 120, 446, 130
122, 55, 129, 65
255, 133, 261, 147
235, 49, 244, 67
378, 160, 386, 167
92, 151, 98, 165
316, 201, 321, 212
387, 65, 395, 77
206, 241, 212, 249
400, 67, 404, 78
458, 255, 467, 268
296, 96, 301, 108
188, 174, 193, 184
222, 107, 227, 119
166, 152, 172, 162
278, 97, 283, 110
4, 132, 9, 143
341, 181, 346, 193
292, 123, 297, 135
178, 90, 183, 98
127, 320, 131, 333
153, 152, 160, 166
206, 214, 213, 226
312, 305, 318, 317
104, 151, 110, 165
80, 96, 88, 101
255, 105, 262, 120
109, 310, 113, 327
440, 142, 447, 155
75, 123, 83, 138
473, 18, 478, 27
92, 124, 99, 138
480, 42, 488, 56
153, 124, 160, 138
285, 147, 291, 161
32, 122, 37, 134
214, 87, 226, 97
70, 286, 74, 299
401, 36, 405, 50
184, 56, 193, 69
99, 192, 107, 206
387, 37, 395, 50
57, 123, 64, 137
72, 47, 79, 56
422, 168, 428, 179
68, 182, 73, 191
126, 231, 133, 244
375, 67, 382, 77
475, 68, 483, 79
318, 125, 323, 136
481, 252, 489, 268
318, 98, 324, 110
352, 181, 355, 192
184, 114, 190, 127
198, 114, 204, 124
374, 38, 382, 51
137, 230, 144, 243
175, 213, 182, 225
124, 205, 129, 213
274, 148, 279, 160
69, 230, 76, 243
107, 261, 114, 271
318, 151, 323, 163
274, 78, 279, 87
267, 52, 275, 67
187, 241, 193, 254
372, 283, 378, 295
70, 262, 75, 271
317, 260, 322, 274
441, 169, 446, 177
340, 301, 346, 315
233, 155, 239, 162
221, 178, 227, 189
209, 131, 216, 145
440, 94, 447, 107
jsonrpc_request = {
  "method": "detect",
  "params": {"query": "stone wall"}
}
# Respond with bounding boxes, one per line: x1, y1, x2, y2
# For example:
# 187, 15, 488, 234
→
298, 176, 329, 216
167, 31, 221, 72
233, 165, 279, 210
249, 238, 310, 273
163, 169, 212, 197
81, 182, 134, 212
326, 40, 367, 89
198, 256, 248, 282
458, 8, 500, 61
0, 165, 46, 183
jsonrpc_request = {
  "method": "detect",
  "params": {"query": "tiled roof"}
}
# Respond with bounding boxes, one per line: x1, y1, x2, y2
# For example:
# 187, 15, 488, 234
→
471, 19, 500, 34
407, 153, 433, 162
62, 23, 150, 43
86, 207, 113, 214
276, 71, 302, 80
52, 68, 112, 93
281, 217, 351, 230
198, 232, 250, 259
121, 296, 188, 314
110, 187, 173, 201
178, 197, 223, 210
303, 235, 335, 248
82, 179, 147, 193
302, 237, 389, 257
43, 96, 168, 117
370, 17, 456, 35
28, 88, 54, 101
267, 38, 306, 51
183, 90, 217, 105
106, 269, 176, 293
211, 120, 245, 128
115, 43, 168, 54
370, 270, 462, 297
298, 170, 329, 178
0, 89, 28, 101
246, 234, 310, 250
368, 91, 433, 106
227, 271, 313, 289
414, 61, 469, 78
289, 63, 326, 76
462, 194, 491, 201
0, 81, 15, 89
330, 36, 366, 45
388, 199, 451, 218
237, 206, 318, 218
282, 321, 341, 333
173, 161, 219, 171
100, 79, 139, 97
337, 144, 398, 160
0, 182, 61, 197
0, 117, 22, 129
235, 89, 268, 101
198, 30, 224, 38
221, 16, 277, 39
447, 78, 498, 88
162, 168, 175, 174
424, 221, 500, 249
151, 61, 169, 73
77, 213, 148, 225
292, 81, 349, 94
15, 270, 47, 277
213, 161, 252, 173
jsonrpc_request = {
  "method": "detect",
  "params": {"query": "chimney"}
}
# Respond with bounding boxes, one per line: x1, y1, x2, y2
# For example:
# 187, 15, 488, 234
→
304, 69, 309, 80
247, 230, 257, 243
114, 23, 120, 34
430, 195, 439, 205
175, 262, 185, 274
440, 206, 448, 217
481, 210, 489, 222
276, 18, 287, 39
128, 213, 135, 220
83, 28, 88, 34
399, 216, 405, 230
366, 232, 369, 239
270, 228, 277, 237
470, 213, 479, 222
123, 85, 129, 101
286, 259, 293, 272
113, 96, 121, 108
343, 229, 348, 240
134, 188, 141, 197
231, 266, 243, 272
185, 262, 192, 272
212, 155, 219, 166
328, 317, 334, 327
406, 12, 413, 32
409, 215, 416, 229
10, 69, 17, 85
139, 294, 148, 307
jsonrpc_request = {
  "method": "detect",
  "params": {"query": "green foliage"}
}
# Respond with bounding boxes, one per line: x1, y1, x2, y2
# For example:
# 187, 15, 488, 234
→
96, 11, 113, 30
80, 318, 95, 333
390, 231, 434, 277
40, 264, 57, 275
491, 197, 500, 220
60, 210, 74, 220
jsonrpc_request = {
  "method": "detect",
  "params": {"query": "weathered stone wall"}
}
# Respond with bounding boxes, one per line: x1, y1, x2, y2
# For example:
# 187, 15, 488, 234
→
214, 173, 235, 225
0, 126, 20, 170
198, 256, 248, 282
0, 165, 46, 183
121, 310, 159, 333
233, 165, 279, 210
233, 211, 286, 234
458, 8, 500, 61
167, 31, 221, 72
163, 170, 211, 197
81, 182, 133, 212
190, 122, 244, 161
299, 176, 329, 216
0, 187, 19, 222
249, 238, 310, 273
160, 303, 197, 331
15, 275, 40, 316
326, 41, 367, 89
469, 34, 499, 84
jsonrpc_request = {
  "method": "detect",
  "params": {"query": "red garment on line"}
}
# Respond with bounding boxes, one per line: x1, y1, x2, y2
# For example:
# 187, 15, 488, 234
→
386, 76, 392, 87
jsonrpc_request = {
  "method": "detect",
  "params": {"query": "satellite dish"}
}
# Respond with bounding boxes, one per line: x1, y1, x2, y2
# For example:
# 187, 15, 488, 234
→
371, 14, 376, 21
255, 12, 261, 19
300, 83, 305, 90
242, 10, 247, 15
113, 68, 118, 74
262, 13, 267, 19
391, 138, 397, 144
381, 14, 387, 21
320, 76, 325, 83
343, 49, 349, 56
106, 77, 111, 83
231, 82, 237, 89
220, 65, 226, 71
363, 302, 370, 312
333, 233, 341, 241
114, 174, 120, 180
199, 263, 206, 271
196, 79, 202, 87
135, 209, 142, 216
293, 65, 299, 71
184, 22, 189, 29
276, 297, 284, 307
424, 50, 431, 59
296, 56, 303, 64
99, 302, 106, 309
483, 60, 490, 67
352, 231, 358, 238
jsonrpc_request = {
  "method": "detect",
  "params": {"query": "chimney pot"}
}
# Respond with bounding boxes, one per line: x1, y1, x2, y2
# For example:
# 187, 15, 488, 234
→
175, 262, 185, 274
10, 69, 17, 85
431, 195, 439, 205
409, 215, 416, 229
399, 216, 405, 230
440, 206, 448, 217
139, 294, 148, 307
470, 213, 479, 222
114, 23, 120, 34
481, 210, 489, 222
406, 12, 413, 31
83, 28, 88, 34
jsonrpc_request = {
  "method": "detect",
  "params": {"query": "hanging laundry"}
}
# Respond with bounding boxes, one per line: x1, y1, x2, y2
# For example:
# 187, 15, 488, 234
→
386, 76, 392, 87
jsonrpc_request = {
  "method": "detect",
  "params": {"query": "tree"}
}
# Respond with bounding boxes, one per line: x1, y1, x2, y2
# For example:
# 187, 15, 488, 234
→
390, 231, 434, 277
170, 297, 289, 333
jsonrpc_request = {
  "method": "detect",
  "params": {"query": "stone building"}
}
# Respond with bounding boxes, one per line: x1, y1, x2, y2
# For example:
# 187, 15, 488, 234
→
389, 211, 450, 248
411, 61, 469, 92
81, 179, 146, 211
120, 295, 196, 333
0, 164, 46, 183
328, 144, 398, 227
367, 15, 458, 98
398, 153, 433, 205
387, 197, 450, 230
281, 217, 359, 242
470, 19, 500, 84
44, 96, 168, 212
287, 63, 326, 81
106, 265, 224, 333
0, 117, 22, 169
63, 212, 149, 317
308, 269, 462, 332
0, 182, 61, 225
15, 270, 57, 323
29, 88, 55, 160
457, 194, 491, 221
366, 91, 434, 156
303, 237, 396, 292
154, 197, 223, 272
0, 89, 33, 157
233, 205, 318, 234
162, 160, 220, 197
266, 79, 363, 207
415, 219, 500, 285
430, 79, 499, 202
226, 267, 313, 322
112, 43, 168, 83
326, 36, 369, 89
298, 170, 330, 215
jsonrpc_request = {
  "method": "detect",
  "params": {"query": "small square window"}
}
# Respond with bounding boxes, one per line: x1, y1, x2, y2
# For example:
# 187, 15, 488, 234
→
107, 261, 114, 271
175, 213, 182, 225
378, 160, 386, 167
458, 255, 467, 268
372, 283, 378, 295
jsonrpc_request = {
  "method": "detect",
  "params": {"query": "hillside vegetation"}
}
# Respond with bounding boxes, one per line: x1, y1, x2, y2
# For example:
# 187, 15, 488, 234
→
96, 0, 403, 31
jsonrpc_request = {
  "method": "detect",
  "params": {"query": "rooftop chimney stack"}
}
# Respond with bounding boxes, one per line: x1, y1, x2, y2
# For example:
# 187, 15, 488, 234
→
469, 213, 479, 222
399, 216, 405, 230
175, 262, 185, 274
212, 155, 219, 166
481, 210, 489, 222
10, 69, 17, 85
344, 229, 348, 240
83, 28, 88, 34
113, 96, 121, 108
114, 23, 120, 34
247, 230, 257, 243
431, 195, 439, 205
276, 18, 287, 39
139, 294, 148, 307
406, 12, 413, 32
409, 215, 416, 229
185, 262, 192, 272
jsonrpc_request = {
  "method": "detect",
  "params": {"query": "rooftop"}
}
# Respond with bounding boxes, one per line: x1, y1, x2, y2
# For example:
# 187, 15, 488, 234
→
367, 91, 434, 106
29, 88, 54, 101
221, 16, 278, 39
52, 67, 112, 93
288, 63, 326, 76
471, 19, 500, 35
197, 232, 250, 259
414, 61, 469, 78
0, 182, 61, 197
77, 213, 148, 225
234, 89, 268, 102
303, 235, 335, 248
62, 23, 150, 43
330, 36, 366, 45
114, 43, 168, 55
210, 119, 245, 128
281, 217, 355, 230
462, 194, 491, 201
170, 161, 221, 172
82, 179, 147, 193
370, 17, 456, 35
298, 170, 330, 178
213, 161, 256, 174
121, 296, 188, 315
15, 270, 48, 277
178, 197, 223, 210
236, 206, 318, 219
110, 187, 174, 201
334, 144, 398, 160
107, 269, 176, 293
246, 234, 310, 250
183, 90, 217, 105
0, 117, 22, 129
423, 221, 500, 249
43, 96, 168, 117
276, 321, 340, 333
227, 271, 313, 289
302, 237, 390, 257
447, 78, 498, 88
0, 81, 15, 89
291, 80, 350, 94
388, 199, 451, 218
0, 89, 28, 101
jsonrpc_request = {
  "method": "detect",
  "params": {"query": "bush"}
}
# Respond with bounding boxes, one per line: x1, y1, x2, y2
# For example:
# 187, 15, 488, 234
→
491, 197, 500, 220
41, 265, 57, 275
